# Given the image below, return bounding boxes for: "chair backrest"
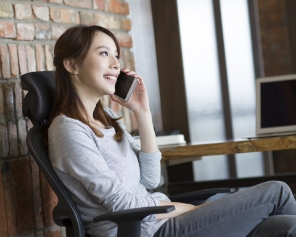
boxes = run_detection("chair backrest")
[21,71,86,237]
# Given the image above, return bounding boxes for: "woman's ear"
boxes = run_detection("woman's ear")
[63,58,78,74]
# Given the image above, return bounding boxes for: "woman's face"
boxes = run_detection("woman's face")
[74,32,120,100]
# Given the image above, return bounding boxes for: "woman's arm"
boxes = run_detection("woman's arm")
[134,109,158,153]
[156,200,202,220]
[110,69,161,188]
[49,117,160,221]
[110,68,158,153]
[105,107,161,189]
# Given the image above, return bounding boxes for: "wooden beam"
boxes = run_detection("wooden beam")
[286,0,296,73]
[151,0,194,182]
[150,0,190,142]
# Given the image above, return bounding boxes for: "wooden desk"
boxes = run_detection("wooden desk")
[159,135,296,195]
[160,135,296,161]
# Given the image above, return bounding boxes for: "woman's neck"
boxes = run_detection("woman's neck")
[82,101,108,129]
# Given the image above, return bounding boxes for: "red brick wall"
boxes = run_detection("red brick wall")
[0,1,134,236]
[257,0,293,76]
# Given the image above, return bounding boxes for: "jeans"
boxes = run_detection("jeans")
[153,181,296,237]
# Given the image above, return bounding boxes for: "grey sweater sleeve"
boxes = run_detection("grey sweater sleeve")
[104,107,162,189]
[49,116,160,221]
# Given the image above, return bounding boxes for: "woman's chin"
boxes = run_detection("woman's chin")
[109,88,116,95]
[105,90,115,96]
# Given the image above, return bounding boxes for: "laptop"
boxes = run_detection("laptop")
[254,74,296,138]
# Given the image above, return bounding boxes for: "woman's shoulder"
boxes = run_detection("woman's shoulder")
[103,107,127,130]
[49,115,92,134]
[103,107,120,118]
[51,114,82,126]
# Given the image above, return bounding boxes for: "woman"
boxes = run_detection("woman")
[48,25,296,237]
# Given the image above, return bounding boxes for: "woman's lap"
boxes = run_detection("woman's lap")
[154,181,296,237]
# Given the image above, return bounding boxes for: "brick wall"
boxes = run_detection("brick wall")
[257,0,296,191]
[257,0,293,76]
[0,1,135,236]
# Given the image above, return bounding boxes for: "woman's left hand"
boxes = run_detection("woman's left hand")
[110,68,150,114]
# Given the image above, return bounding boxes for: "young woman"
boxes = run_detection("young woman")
[48,25,296,237]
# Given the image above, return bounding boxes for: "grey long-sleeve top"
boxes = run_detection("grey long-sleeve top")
[48,108,169,237]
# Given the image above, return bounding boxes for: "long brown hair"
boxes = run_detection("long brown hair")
[49,25,123,141]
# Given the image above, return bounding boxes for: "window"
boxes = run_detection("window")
[177,0,264,180]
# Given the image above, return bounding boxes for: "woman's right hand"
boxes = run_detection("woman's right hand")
[110,68,150,114]
[156,200,202,220]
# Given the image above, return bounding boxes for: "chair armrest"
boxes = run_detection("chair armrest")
[170,188,236,204]
[93,206,175,237]
[93,205,175,223]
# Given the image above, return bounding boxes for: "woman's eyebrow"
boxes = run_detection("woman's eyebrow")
[95,46,117,54]
[95,46,110,50]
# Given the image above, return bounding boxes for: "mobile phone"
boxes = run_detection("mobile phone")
[114,71,138,101]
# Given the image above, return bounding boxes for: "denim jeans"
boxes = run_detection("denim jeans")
[153,181,296,237]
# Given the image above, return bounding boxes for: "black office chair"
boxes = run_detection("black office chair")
[21,71,235,237]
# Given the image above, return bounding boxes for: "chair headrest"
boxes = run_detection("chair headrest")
[21,71,56,126]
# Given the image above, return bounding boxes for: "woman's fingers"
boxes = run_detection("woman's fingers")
[121,68,137,77]
[121,68,143,85]
[110,94,124,104]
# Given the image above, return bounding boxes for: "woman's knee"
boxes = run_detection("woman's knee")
[258,181,294,206]
[261,181,291,193]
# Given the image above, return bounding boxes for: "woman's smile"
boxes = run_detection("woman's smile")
[103,74,117,84]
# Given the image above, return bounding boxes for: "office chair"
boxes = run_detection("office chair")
[21,71,235,237]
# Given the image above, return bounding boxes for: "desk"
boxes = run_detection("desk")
[160,135,296,161]
[159,135,296,195]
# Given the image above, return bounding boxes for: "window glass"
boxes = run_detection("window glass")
[178,0,264,179]
[220,0,264,177]
[177,0,229,181]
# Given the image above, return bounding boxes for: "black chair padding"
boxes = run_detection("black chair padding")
[21,71,86,237]
[27,125,86,237]
[21,71,55,126]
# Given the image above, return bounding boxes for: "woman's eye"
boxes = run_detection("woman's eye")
[115,55,119,60]
[101,51,108,56]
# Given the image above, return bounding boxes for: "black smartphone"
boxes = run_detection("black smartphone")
[114,71,138,101]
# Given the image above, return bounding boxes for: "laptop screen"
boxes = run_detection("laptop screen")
[256,74,296,135]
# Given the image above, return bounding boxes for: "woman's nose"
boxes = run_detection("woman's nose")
[110,56,120,69]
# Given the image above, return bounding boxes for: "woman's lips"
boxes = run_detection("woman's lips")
[103,74,117,83]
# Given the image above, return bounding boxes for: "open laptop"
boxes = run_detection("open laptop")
[254,74,296,138]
